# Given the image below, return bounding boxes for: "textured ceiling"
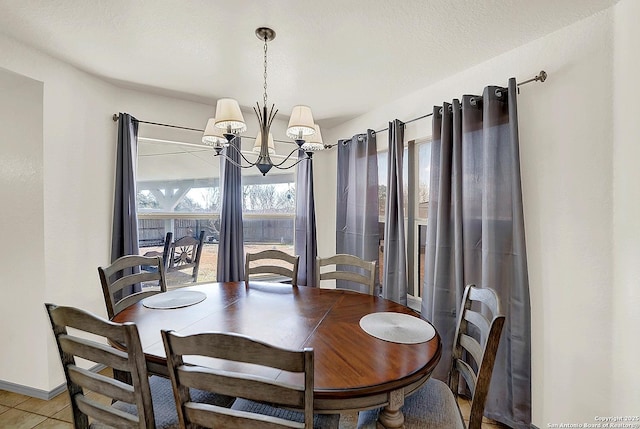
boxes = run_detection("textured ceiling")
[0,0,617,127]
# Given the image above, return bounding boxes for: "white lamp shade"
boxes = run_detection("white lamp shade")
[202,118,227,145]
[301,124,325,151]
[286,105,315,139]
[253,132,275,154]
[214,98,247,134]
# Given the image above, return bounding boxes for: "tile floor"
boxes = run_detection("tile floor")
[0,368,510,428]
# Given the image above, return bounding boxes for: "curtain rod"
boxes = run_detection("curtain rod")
[112,70,547,146]
[351,70,548,137]
[111,114,296,145]
[114,115,205,133]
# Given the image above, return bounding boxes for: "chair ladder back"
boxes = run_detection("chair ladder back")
[98,255,167,318]
[167,331,307,371]
[316,254,376,295]
[161,330,314,429]
[464,309,491,340]
[101,255,162,277]
[187,409,306,429]
[468,314,505,428]
[67,365,136,403]
[45,303,155,429]
[112,290,165,316]
[459,331,484,370]
[108,271,164,294]
[98,265,117,320]
[159,330,190,429]
[468,286,500,315]
[319,271,372,285]
[74,394,139,427]
[245,250,299,286]
[249,265,298,278]
[177,366,306,406]
[59,335,131,372]
[448,285,506,429]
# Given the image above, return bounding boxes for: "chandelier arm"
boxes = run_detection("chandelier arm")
[224,142,261,166]
[270,147,305,168]
[214,152,258,169]
[272,155,308,170]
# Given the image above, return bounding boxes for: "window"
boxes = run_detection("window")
[136,134,298,282]
[242,173,296,260]
[136,135,221,282]
[377,137,431,304]
[415,139,431,298]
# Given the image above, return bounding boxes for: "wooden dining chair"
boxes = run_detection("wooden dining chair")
[245,249,300,286]
[357,284,506,429]
[98,254,167,319]
[46,303,233,429]
[161,330,339,429]
[45,303,161,428]
[315,254,376,295]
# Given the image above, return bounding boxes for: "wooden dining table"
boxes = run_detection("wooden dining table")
[112,281,442,428]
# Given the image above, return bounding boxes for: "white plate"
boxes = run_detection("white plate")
[141,290,206,309]
[359,312,436,344]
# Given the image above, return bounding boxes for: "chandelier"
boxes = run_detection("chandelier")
[201,27,324,176]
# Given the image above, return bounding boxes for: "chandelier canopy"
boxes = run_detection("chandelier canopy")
[202,27,324,176]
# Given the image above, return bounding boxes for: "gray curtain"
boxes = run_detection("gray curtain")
[111,113,140,299]
[216,137,245,282]
[294,151,317,286]
[382,120,408,305]
[335,130,379,294]
[422,78,531,428]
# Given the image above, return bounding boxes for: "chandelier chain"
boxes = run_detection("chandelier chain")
[263,36,268,108]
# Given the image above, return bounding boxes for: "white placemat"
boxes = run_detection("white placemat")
[142,290,207,309]
[359,312,436,344]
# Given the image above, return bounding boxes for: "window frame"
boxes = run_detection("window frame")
[135,136,299,283]
[377,135,432,303]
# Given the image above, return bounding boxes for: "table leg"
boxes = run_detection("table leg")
[377,389,405,428]
[339,411,359,429]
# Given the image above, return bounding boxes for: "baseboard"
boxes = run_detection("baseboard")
[0,364,105,400]
[0,378,67,400]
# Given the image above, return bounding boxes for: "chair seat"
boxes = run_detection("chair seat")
[231,398,340,429]
[112,376,235,429]
[357,378,464,429]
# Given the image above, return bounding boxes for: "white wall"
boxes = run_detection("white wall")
[0,68,46,390]
[0,34,121,392]
[612,0,640,413]
[318,6,627,426]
